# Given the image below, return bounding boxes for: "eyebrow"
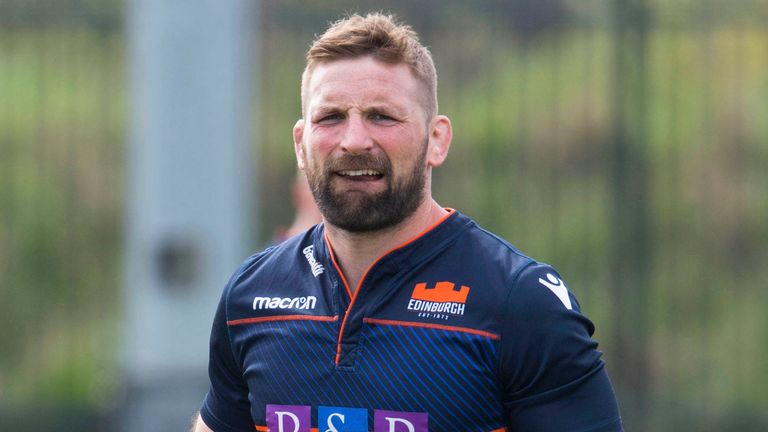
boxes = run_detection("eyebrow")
[312,104,344,113]
[365,104,405,115]
[311,103,408,118]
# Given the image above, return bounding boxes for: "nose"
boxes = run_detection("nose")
[339,114,373,154]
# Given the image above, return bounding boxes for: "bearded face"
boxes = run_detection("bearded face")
[296,58,447,233]
[304,141,428,233]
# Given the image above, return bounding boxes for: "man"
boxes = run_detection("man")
[193,13,622,432]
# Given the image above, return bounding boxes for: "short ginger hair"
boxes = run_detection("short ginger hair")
[301,13,438,120]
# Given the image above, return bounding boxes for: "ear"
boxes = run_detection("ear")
[293,119,306,170]
[426,115,452,168]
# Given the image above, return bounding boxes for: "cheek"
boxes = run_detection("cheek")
[306,128,341,155]
[377,125,421,148]
[380,131,427,165]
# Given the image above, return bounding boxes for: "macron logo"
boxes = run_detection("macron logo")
[538,273,573,310]
[253,295,317,311]
[303,245,325,277]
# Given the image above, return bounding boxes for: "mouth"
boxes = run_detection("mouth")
[336,169,384,181]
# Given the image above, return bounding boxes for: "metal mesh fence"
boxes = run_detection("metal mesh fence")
[1,0,766,430]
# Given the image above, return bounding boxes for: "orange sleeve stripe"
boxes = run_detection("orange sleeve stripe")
[228,315,338,326]
[363,317,500,341]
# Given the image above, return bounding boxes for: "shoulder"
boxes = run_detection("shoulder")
[216,225,336,325]
[430,217,556,327]
[457,217,533,264]
[223,228,319,300]
[451,218,591,328]
[458,221,580,307]
[453,220,537,292]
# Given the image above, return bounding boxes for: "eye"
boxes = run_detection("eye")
[315,113,344,125]
[369,113,397,124]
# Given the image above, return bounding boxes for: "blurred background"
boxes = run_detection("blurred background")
[1,0,767,430]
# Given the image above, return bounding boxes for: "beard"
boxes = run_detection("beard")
[304,143,428,233]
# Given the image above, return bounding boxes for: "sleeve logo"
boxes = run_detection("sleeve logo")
[538,273,573,310]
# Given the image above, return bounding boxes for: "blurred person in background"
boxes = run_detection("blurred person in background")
[272,171,323,243]
[192,12,622,432]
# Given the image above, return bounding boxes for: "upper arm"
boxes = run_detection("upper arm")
[500,264,623,431]
[198,280,255,431]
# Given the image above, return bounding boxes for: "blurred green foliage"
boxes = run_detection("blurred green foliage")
[0,22,124,412]
[1,0,767,430]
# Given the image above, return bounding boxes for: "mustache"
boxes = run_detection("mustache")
[324,153,391,175]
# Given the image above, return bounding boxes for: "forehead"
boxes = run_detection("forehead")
[305,57,422,112]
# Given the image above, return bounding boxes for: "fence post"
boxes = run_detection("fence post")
[122,1,258,430]
[609,0,651,428]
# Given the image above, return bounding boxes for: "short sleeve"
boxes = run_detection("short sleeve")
[199,279,254,432]
[500,264,623,431]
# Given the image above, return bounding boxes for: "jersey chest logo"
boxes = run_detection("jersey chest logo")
[265,404,428,432]
[406,281,470,320]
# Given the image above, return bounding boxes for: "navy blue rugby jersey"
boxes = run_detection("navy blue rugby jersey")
[200,210,623,432]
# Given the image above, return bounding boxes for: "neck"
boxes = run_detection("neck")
[324,199,448,292]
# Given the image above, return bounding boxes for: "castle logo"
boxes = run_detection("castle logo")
[407,282,470,319]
